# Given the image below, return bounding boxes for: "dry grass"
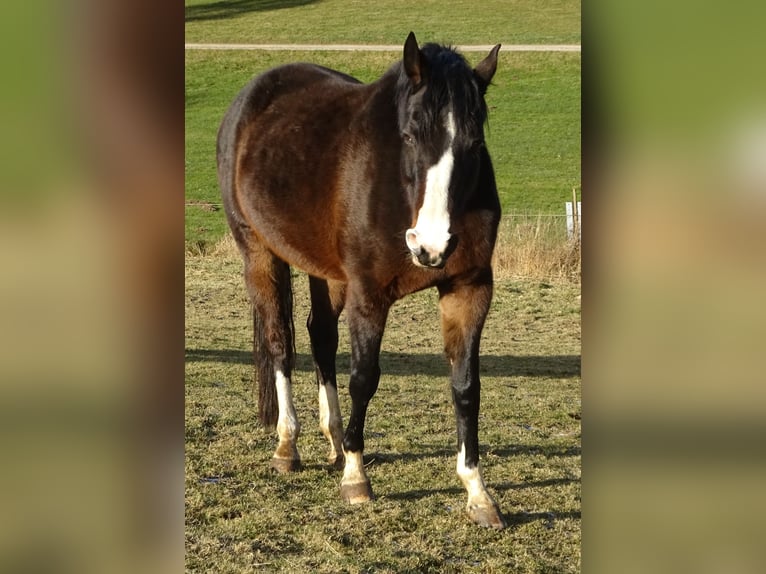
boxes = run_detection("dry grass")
[493,216,581,282]
[189,216,581,284]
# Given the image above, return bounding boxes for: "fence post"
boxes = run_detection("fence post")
[565,190,581,241]
[572,187,579,240]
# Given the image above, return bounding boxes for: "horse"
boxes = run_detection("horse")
[217,32,505,529]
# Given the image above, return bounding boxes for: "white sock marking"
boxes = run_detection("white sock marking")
[275,370,300,442]
[318,384,343,458]
[318,384,331,433]
[342,450,367,485]
[457,443,492,507]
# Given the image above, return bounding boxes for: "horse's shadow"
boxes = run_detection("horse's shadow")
[360,444,580,468]
[384,478,581,528]
[504,509,581,527]
[185,349,581,379]
[360,450,580,529]
[296,455,580,528]
[385,476,579,501]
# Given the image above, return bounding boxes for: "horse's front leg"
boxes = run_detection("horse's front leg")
[339,289,389,504]
[439,278,507,529]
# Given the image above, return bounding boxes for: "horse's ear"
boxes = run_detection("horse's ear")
[403,31,426,87]
[474,44,501,93]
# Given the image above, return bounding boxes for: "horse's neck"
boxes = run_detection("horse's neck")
[365,66,404,120]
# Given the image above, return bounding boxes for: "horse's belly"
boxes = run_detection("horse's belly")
[246,203,347,282]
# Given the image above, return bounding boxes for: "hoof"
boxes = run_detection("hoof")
[467,503,507,530]
[340,481,373,504]
[270,457,301,473]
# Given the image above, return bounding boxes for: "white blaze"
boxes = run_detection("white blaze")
[406,112,456,256]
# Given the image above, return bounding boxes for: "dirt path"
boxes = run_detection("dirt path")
[185,43,580,52]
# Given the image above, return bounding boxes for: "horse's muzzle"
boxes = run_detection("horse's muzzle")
[412,249,447,269]
[406,232,458,269]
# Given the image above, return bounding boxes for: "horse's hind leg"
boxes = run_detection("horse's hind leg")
[241,238,300,473]
[439,278,507,529]
[307,277,346,469]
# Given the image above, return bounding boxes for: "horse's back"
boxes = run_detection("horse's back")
[218,63,362,172]
[236,63,361,121]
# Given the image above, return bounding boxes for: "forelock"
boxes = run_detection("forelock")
[413,44,487,139]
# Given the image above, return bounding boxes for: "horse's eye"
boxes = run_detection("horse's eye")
[402,133,415,146]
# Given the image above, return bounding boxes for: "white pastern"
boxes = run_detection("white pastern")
[318,384,343,458]
[406,112,457,256]
[275,370,300,442]
[341,450,368,486]
[456,443,494,507]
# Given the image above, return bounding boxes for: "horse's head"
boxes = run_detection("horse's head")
[397,32,500,269]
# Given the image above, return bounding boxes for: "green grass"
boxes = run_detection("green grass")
[186,249,581,573]
[185,0,581,45]
[185,50,580,249]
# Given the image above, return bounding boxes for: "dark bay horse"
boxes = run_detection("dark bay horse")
[218,33,505,529]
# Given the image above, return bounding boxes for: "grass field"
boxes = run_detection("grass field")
[186,247,581,573]
[185,0,581,45]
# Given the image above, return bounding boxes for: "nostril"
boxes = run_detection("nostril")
[429,255,446,269]
[414,250,446,268]
[405,229,420,252]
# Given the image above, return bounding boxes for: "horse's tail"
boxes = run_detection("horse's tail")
[254,261,295,429]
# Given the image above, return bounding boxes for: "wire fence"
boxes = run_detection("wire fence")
[185,201,583,243]
[500,205,581,241]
